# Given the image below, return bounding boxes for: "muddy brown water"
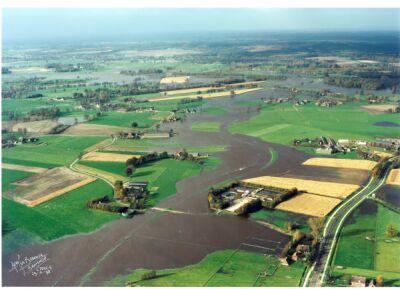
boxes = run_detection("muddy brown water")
[2,89,369,286]
[377,185,400,208]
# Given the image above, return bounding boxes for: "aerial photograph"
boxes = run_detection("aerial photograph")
[1,5,400,287]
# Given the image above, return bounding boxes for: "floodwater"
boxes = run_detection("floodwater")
[374,121,400,127]
[378,185,400,208]
[2,88,370,286]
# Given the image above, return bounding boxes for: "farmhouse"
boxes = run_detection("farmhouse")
[123,181,149,198]
[351,276,367,287]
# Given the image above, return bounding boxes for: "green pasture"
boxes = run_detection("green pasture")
[251,209,310,233]
[229,103,400,147]
[2,169,35,192]
[2,135,105,167]
[191,121,221,133]
[88,111,166,128]
[106,250,306,287]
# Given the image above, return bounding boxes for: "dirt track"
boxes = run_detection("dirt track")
[2,90,370,286]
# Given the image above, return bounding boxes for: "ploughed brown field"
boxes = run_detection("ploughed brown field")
[302,157,377,171]
[361,104,399,114]
[12,119,58,134]
[386,169,400,186]
[2,163,47,173]
[81,151,139,162]
[6,167,95,207]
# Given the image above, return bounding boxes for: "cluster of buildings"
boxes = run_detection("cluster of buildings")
[2,136,39,148]
[315,99,344,107]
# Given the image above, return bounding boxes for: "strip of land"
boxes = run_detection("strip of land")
[81,151,139,162]
[302,158,377,171]
[2,163,47,173]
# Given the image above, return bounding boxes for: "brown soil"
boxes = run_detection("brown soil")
[2,163,47,173]
[62,123,128,136]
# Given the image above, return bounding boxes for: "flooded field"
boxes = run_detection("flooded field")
[2,88,371,286]
[377,185,400,208]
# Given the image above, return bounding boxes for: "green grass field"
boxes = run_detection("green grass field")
[202,106,228,116]
[2,169,35,192]
[106,250,306,287]
[88,111,169,128]
[2,135,105,167]
[2,179,118,242]
[332,200,400,285]
[191,121,221,133]
[229,103,400,147]
[78,158,202,207]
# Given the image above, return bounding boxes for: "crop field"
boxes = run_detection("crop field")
[201,106,228,115]
[361,104,399,114]
[81,151,139,162]
[11,119,59,134]
[302,158,377,171]
[242,176,360,199]
[275,193,341,217]
[6,167,96,207]
[62,123,128,136]
[191,121,221,132]
[106,250,305,287]
[386,169,400,186]
[229,103,400,147]
[148,87,262,102]
[2,163,47,173]
[333,200,400,284]
[2,135,106,167]
[2,179,118,243]
[160,76,189,84]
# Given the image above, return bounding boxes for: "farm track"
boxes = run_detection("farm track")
[2,91,372,286]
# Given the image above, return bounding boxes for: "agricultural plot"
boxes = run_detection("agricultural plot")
[106,250,305,287]
[6,167,95,207]
[2,135,106,167]
[62,123,127,136]
[229,103,400,147]
[2,169,35,192]
[386,169,400,186]
[275,193,341,217]
[302,158,377,171]
[11,119,59,134]
[88,111,168,128]
[160,76,189,84]
[2,163,47,173]
[361,104,399,114]
[242,176,360,199]
[191,121,221,132]
[334,200,400,279]
[251,209,310,233]
[148,87,262,102]
[2,179,118,242]
[81,151,139,162]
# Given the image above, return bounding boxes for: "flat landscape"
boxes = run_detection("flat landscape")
[2,12,400,288]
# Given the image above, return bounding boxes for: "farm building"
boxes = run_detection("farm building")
[123,181,149,198]
[351,276,367,287]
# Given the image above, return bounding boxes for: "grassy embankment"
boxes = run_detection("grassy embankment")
[331,200,400,286]
[106,250,306,287]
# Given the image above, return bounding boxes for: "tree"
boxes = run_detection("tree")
[131,121,138,128]
[125,165,135,177]
[308,218,324,240]
[155,123,161,132]
[114,180,124,199]
[376,275,384,286]
[230,90,236,98]
[285,221,294,232]
[386,224,398,237]
[293,230,304,242]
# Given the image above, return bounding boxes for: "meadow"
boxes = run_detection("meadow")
[2,135,106,167]
[251,209,310,233]
[106,250,306,287]
[229,102,400,147]
[332,200,400,285]
[88,111,170,128]
[191,121,221,133]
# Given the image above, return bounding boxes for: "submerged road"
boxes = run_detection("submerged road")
[304,160,394,287]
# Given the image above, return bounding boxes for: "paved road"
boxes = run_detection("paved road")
[304,160,394,287]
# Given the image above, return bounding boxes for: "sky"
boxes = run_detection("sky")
[3,9,400,44]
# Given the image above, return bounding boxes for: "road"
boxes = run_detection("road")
[303,160,394,287]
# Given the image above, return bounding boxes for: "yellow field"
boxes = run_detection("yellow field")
[12,120,58,134]
[149,87,262,102]
[361,104,398,114]
[275,193,341,217]
[160,76,189,84]
[74,163,127,184]
[63,123,128,136]
[2,163,47,173]
[386,169,400,186]
[373,151,394,158]
[81,151,139,162]
[242,176,360,199]
[302,158,377,171]
[161,80,266,96]
[84,139,114,152]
